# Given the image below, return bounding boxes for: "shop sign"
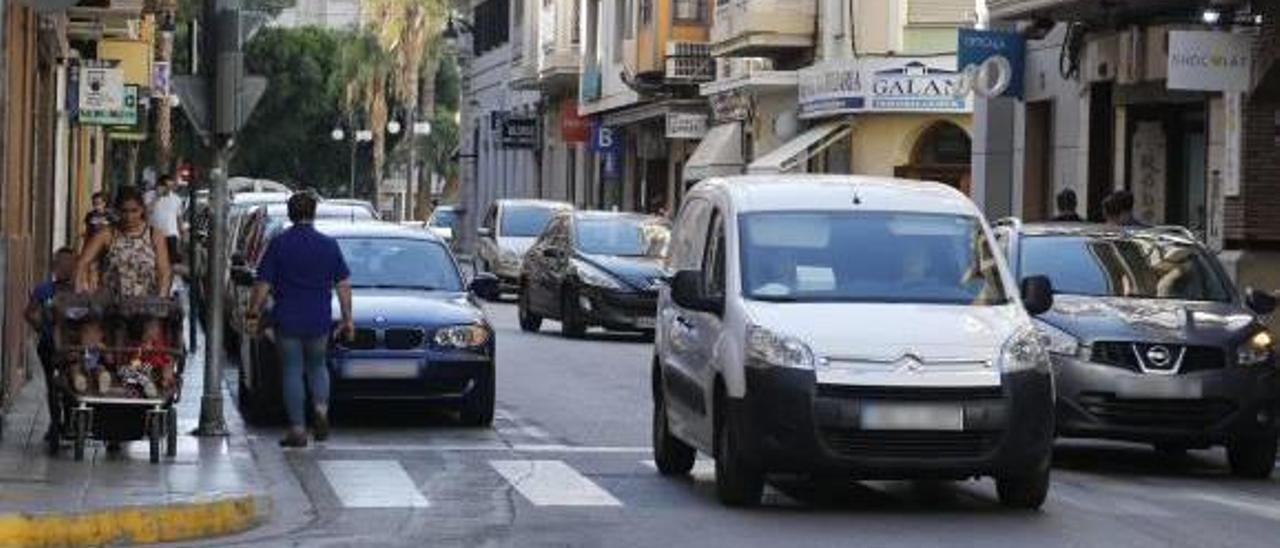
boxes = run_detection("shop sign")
[665,112,708,139]
[495,112,537,148]
[1167,30,1253,93]
[560,99,591,144]
[590,121,621,153]
[78,62,127,115]
[798,56,970,119]
[81,85,140,126]
[957,28,1024,99]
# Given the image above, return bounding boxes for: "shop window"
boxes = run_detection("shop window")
[675,0,703,22]
[896,121,972,194]
[640,0,653,26]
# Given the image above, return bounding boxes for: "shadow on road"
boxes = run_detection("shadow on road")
[1050,441,1226,479]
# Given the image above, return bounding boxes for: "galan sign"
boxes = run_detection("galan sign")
[1167,30,1253,93]
[798,55,971,119]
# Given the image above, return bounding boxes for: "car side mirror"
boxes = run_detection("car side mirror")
[1246,287,1277,315]
[469,272,500,299]
[671,270,723,315]
[478,227,493,238]
[230,266,255,287]
[1021,275,1054,316]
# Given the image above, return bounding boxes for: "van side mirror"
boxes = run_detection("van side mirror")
[671,270,722,315]
[1246,287,1277,315]
[469,272,500,299]
[1021,276,1054,316]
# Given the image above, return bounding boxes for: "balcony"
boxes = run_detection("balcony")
[700,57,794,96]
[710,0,815,58]
[537,0,581,91]
[664,42,715,83]
[986,0,1200,23]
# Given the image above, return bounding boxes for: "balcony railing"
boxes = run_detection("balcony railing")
[710,0,816,57]
[665,42,714,82]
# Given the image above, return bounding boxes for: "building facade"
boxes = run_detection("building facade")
[273,0,361,29]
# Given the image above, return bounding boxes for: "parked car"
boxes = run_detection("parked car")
[518,211,670,337]
[995,220,1279,477]
[652,175,1056,509]
[475,199,573,298]
[324,198,380,219]
[426,205,460,248]
[232,221,500,425]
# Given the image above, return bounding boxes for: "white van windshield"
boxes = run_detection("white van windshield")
[739,211,1008,305]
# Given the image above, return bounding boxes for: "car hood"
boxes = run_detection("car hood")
[744,301,1024,360]
[1038,295,1256,345]
[578,254,665,291]
[498,237,536,257]
[332,289,484,327]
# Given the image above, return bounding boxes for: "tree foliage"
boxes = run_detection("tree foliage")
[233,26,353,197]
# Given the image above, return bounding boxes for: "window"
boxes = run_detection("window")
[1019,235,1232,302]
[671,198,710,270]
[575,217,671,257]
[739,211,1008,305]
[674,0,702,21]
[640,0,652,25]
[704,210,727,299]
[501,205,563,237]
[624,0,635,39]
[483,204,497,231]
[473,0,512,55]
[338,238,463,291]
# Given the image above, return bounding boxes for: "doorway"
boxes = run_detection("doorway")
[1022,101,1054,221]
[896,121,973,194]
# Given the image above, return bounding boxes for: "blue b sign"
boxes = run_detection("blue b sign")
[958,28,1025,99]
[591,121,620,154]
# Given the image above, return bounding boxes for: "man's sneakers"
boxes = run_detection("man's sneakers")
[313,411,330,442]
[279,429,308,448]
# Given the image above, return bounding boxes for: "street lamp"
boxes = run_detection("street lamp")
[388,120,402,135]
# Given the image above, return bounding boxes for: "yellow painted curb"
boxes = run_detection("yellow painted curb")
[0,495,264,547]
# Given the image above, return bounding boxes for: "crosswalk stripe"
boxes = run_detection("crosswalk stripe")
[490,460,623,507]
[319,460,430,509]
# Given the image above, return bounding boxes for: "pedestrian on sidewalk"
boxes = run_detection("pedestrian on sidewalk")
[1102,190,1148,227]
[149,175,185,266]
[83,192,113,240]
[1051,189,1083,222]
[75,186,173,299]
[247,192,354,448]
[25,248,76,443]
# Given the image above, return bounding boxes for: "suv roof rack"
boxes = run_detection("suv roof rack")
[1145,225,1198,241]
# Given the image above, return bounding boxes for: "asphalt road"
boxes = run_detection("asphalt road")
[210,301,1280,548]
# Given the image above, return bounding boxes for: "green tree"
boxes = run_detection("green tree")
[233,26,352,197]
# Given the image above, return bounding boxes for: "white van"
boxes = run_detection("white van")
[652,175,1057,509]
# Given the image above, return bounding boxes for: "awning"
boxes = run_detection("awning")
[747,122,852,175]
[683,123,743,182]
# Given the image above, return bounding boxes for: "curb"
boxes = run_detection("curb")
[0,494,267,547]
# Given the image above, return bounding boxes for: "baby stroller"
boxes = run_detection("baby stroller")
[49,293,186,463]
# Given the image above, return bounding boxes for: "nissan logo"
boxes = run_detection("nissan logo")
[1146,345,1172,368]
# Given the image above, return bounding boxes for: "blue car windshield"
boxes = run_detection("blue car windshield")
[575,218,670,257]
[337,238,462,291]
[1020,235,1232,302]
[739,211,1007,305]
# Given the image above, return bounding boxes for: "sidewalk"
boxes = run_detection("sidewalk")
[0,322,267,546]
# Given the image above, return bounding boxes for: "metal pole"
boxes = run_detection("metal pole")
[196,144,229,436]
[407,107,417,221]
[349,136,357,199]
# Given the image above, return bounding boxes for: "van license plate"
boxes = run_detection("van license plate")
[346,359,419,379]
[860,403,964,431]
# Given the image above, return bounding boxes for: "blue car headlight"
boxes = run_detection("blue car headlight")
[434,324,491,349]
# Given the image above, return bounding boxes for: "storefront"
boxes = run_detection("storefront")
[600,99,709,215]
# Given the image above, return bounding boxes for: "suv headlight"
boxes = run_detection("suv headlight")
[1238,330,1274,366]
[572,259,624,290]
[1034,319,1080,357]
[747,325,815,370]
[1002,326,1050,373]
[434,324,491,349]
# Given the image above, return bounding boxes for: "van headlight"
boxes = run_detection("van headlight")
[1002,326,1050,373]
[434,324,491,349]
[1238,330,1274,366]
[572,259,624,290]
[499,248,521,269]
[1034,320,1080,357]
[747,325,814,370]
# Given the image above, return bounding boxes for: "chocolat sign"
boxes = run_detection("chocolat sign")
[798,56,970,118]
[1167,30,1253,93]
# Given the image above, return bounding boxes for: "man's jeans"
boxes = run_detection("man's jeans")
[277,335,330,429]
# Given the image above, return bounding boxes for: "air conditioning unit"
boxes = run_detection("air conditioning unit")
[716,57,774,80]
[1084,33,1120,83]
[1117,27,1144,85]
[666,42,713,81]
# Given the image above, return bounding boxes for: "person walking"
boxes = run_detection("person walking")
[25,248,77,445]
[149,175,185,266]
[1103,190,1148,227]
[75,186,173,298]
[247,192,354,448]
[1051,189,1083,222]
[83,192,113,240]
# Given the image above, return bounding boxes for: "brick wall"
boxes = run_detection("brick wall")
[1232,96,1280,245]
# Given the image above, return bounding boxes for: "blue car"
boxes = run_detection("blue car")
[233,221,500,426]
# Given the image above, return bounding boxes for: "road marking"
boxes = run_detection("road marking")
[1182,492,1280,522]
[490,460,623,507]
[315,443,649,454]
[319,460,430,509]
[1050,482,1173,517]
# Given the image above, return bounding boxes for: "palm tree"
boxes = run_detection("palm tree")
[332,30,394,204]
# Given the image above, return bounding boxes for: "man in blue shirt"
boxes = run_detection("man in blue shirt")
[247,192,353,448]
[25,248,76,444]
